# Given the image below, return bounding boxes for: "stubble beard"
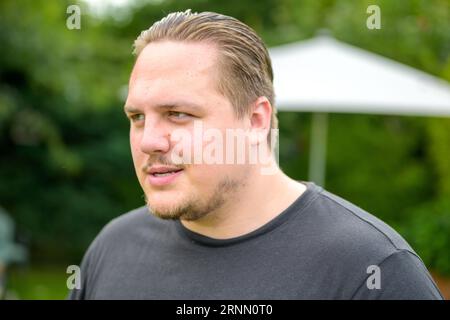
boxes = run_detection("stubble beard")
[145,176,245,221]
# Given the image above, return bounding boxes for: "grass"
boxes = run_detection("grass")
[5,265,69,300]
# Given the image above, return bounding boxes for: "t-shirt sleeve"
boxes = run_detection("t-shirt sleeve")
[351,249,444,300]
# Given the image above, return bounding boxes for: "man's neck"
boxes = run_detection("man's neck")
[180,163,307,239]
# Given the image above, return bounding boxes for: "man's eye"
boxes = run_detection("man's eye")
[168,111,191,120]
[130,114,145,122]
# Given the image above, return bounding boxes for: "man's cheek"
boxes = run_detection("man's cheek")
[129,145,144,178]
[129,134,143,160]
[170,129,194,165]
[130,150,140,172]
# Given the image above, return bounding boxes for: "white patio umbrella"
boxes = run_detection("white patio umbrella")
[269,35,450,186]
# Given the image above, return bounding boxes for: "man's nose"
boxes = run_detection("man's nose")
[139,120,170,155]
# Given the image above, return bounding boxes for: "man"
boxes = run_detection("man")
[69,10,443,299]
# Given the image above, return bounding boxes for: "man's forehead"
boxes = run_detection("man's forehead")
[130,41,219,83]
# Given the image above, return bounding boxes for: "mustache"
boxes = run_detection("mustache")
[141,155,186,172]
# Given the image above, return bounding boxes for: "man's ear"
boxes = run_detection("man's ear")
[248,96,272,145]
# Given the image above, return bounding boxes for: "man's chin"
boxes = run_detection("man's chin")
[146,202,183,220]
[145,200,212,221]
[150,209,183,220]
[144,176,237,221]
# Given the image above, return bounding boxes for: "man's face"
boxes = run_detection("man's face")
[125,41,250,221]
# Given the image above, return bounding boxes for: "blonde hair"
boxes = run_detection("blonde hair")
[133,10,278,138]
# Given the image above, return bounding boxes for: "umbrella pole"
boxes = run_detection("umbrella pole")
[308,112,328,187]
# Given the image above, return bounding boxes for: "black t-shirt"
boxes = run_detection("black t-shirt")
[68,181,443,299]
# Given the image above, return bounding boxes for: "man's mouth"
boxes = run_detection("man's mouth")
[145,165,184,186]
[151,168,183,177]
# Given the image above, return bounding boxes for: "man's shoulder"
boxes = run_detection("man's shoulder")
[313,190,443,299]
[322,189,413,251]
[288,185,444,299]
[296,184,418,263]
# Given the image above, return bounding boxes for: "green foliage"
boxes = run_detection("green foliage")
[0,0,139,262]
[0,0,449,277]
[400,198,450,276]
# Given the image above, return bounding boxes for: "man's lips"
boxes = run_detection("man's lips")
[146,166,184,176]
[143,165,184,186]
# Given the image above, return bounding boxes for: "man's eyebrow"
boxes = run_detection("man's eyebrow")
[154,102,204,112]
[124,102,204,113]
[124,105,141,114]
